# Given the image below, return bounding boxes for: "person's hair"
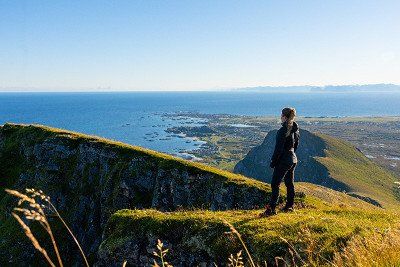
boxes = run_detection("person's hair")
[282,107,296,137]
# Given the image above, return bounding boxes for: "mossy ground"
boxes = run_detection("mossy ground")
[101,204,399,266]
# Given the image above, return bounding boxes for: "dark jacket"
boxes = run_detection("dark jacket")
[270,121,300,168]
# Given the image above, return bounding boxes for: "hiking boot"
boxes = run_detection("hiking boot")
[259,205,277,218]
[281,206,295,213]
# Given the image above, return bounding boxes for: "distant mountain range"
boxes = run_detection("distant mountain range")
[233,83,400,93]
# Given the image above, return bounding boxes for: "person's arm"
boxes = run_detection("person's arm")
[294,130,300,152]
[270,128,285,168]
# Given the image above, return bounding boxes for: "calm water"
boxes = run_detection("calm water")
[1,91,399,156]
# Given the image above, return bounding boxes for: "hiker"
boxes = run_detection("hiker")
[260,107,299,217]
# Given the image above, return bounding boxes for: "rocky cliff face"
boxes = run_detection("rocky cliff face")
[234,129,350,190]
[0,124,271,265]
[96,209,243,267]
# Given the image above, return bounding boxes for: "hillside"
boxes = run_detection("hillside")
[0,123,274,265]
[234,129,399,209]
[98,206,399,266]
[0,123,398,266]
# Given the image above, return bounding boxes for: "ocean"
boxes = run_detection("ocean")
[1,91,399,157]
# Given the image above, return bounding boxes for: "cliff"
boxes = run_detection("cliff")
[0,123,272,265]
[1,123,398,266]
[234,129,399,209]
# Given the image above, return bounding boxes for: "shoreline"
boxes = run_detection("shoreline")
[162,112,400,177]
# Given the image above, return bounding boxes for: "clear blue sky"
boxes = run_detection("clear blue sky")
[1,0,399,91]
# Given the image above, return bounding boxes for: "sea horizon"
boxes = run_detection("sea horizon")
[1,90,400,158]
[1,83,400,93]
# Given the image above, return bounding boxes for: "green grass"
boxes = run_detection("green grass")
[100,206,400,266]
[296,182,379,209]
[315,133,399,209]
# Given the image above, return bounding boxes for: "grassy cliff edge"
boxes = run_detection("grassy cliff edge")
[1,123,399,266]
[98,207,400,266]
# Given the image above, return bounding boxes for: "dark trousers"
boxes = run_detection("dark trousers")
[269,163,296,210]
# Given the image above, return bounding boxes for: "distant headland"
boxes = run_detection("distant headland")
[232,83,400,93]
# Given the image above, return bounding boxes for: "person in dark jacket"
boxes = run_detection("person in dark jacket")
[260,107,299,217]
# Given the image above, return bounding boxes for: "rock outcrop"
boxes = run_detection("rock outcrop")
[234,129,349,189]
[0,123,271,265]
[96,209,243,267]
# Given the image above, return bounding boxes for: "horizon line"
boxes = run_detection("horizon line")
[0,83,399,93]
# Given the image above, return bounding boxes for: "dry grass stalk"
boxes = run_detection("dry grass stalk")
[5,188,89,267]
[279,236,306,266]
[274,256,292,266]
[6,188,64,266]
[11,212,56,267]
[223,220,257,267]
[332,226,400,267]
[228,250,244,267]
[46,200,89,267]
[152,239,173,267]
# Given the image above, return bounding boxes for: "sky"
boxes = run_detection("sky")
[0,0,399,91]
